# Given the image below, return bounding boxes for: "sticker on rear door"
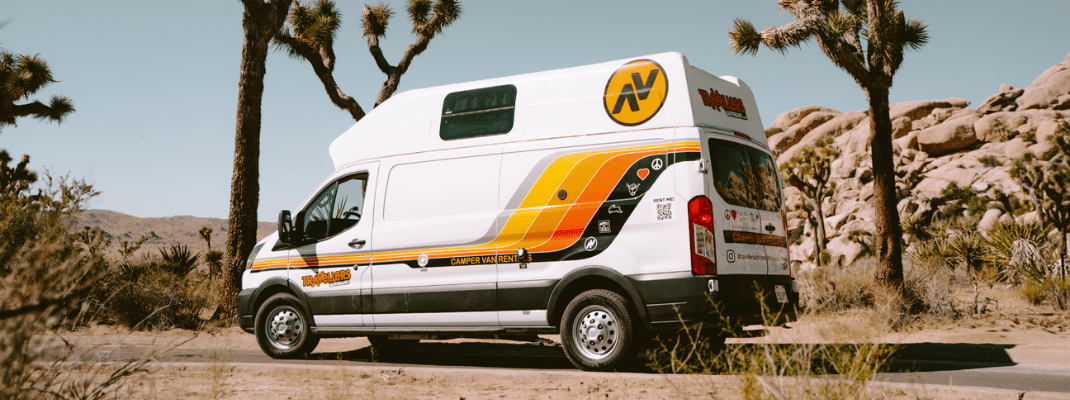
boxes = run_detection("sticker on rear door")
[653,197,674,221]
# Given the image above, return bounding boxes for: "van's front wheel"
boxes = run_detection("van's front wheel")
[560,289,640,371]
[255,293,320,358]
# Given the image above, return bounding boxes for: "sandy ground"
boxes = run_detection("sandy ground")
[39,285,1070,400]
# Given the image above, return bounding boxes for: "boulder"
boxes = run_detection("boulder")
[765,126,784,138]
[831,152,863,179]
[841,219,874,235]
[826,235,866,267]
[1035,119,1064,146]
[978,167,1022,195]
[1002,137,1030,159]
[777,111,869,165]
[824,214,850,234]
[771,105,841,129]
[835,198,868,218]
[891,116,913,139]
[833,118,873,155]
[894,131,919,152]
[1028,142,1055,160]
[974,112,1014,142]
[1054,94,1070,110]
[977,209,1003,235]
[1016,211,1040,224]
[978,85,1023,113]
[770,111,840,153]
[890,98,970,121]
[917,113,982,156]
[1017,52,1070,110]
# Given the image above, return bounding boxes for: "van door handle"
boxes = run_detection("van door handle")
[348,238,366,249]
[765,224,776,233]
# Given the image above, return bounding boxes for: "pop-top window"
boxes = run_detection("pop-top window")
[709,138,782,212]
[440,84,517,140]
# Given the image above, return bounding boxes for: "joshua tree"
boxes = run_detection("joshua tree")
[1010,122,1070,279]
[274,0,462,120]
[0,45,75,132]
[729,0,929,288]
[0,150,37,197]
[222,0,293,321]
[200,226,223,278]
[781,137,840,265]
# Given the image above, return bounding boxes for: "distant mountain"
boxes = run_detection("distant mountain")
[71,209,276,260]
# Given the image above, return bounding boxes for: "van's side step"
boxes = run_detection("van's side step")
[311,326,557,338]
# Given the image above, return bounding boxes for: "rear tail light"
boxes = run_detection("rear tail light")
[688,196,716,275]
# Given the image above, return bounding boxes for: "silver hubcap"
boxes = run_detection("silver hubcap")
[573,306,619,360]
[267,307,303,349]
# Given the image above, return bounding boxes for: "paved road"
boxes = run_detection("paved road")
[68,339,1070,394]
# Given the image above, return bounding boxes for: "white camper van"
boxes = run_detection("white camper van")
[238,52,797,371]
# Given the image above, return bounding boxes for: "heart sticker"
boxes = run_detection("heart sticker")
[637,168,650,180]
[731,210,737,219]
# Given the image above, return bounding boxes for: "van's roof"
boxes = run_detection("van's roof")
[330,52,766,170]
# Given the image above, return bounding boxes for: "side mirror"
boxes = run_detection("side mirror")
[278,210,295,245]
[278,210,305,246]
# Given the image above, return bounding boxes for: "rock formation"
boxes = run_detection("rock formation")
[769,52,1070,270]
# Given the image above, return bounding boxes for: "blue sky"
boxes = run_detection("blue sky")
[3,0,1068,220]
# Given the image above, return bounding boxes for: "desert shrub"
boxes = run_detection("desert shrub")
[101,255,215,330]
[978,154,1002,168]
[982,219,1050,281]
[883,258,961,329]
[0,158,113,397]
[157,243,200,277]
[800,257,960,330]
[1019,279,1047,305]
[900,213,932,244]
[948,230,987,273]
[908,237,952,269]
[801,259,877,313]
[648,297,897,399]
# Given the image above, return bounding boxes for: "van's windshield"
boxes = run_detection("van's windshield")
[709,138,782,212]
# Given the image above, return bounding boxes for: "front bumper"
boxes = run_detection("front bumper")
[237,288,255,333]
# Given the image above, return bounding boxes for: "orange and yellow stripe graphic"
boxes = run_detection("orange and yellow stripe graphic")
[251,141,701,271]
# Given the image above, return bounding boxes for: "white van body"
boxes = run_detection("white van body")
[238,52,796,371]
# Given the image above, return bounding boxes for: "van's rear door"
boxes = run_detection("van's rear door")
[700,130,787,275]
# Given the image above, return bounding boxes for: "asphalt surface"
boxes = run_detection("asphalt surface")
[64,337,1070,395]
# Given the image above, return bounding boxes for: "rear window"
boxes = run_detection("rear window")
[709,138,782,212]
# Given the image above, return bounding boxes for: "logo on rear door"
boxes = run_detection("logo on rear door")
[604,60,668,126]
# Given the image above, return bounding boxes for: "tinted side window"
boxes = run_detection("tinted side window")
[709,138,782,212]
[329,176,367,236]
[303,183,335,241]
[440,84,516,140]
[302,174,368,242]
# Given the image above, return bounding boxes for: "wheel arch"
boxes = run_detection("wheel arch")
[546,266,648,328]
[248,277,316,327]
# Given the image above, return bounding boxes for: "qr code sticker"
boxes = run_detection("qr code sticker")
[656,203,672,221]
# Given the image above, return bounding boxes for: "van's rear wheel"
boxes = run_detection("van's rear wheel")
[255,293,320,358]
[560,289,640,371]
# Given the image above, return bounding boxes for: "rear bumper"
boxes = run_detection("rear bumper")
[636,274,797,334]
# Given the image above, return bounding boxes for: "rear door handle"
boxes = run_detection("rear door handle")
[348,238,367,249]
[765,224,776,233]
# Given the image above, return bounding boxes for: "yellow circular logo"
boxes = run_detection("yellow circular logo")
[603,59,668,126]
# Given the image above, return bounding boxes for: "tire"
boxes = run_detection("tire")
[254,293,320,358]
[560,289,641,371]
